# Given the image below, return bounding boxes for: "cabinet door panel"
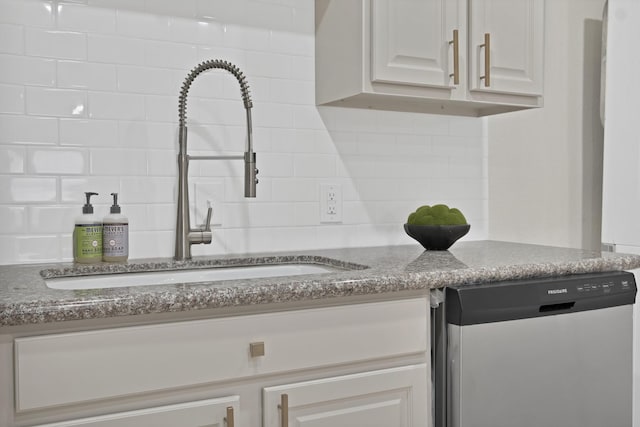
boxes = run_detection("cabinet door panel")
[469,0,544,95]
[263,364,429,427]
[32,397,239,427]
[371,0,459,88]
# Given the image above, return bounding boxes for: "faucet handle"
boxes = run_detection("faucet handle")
[188,205,213,246]
[203,206,213,232]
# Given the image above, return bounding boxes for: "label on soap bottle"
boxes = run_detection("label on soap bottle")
[103,223,129,257]
[74,224,103,261]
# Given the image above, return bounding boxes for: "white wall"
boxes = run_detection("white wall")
[601,0,640,250]
[488,0,606,250]
[0,0,488,265]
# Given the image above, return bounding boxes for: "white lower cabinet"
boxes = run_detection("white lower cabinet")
[263,364,429,427]
[31,397,239,427]
[5,298,430,427]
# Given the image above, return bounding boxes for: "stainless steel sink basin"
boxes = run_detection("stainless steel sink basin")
[45,264,340,290]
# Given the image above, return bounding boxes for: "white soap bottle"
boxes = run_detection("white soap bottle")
[102,193,129,263]
[74,192,103,264]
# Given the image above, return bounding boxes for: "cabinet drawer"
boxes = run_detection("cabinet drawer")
[32,396,239,427]
[15,298,428,411]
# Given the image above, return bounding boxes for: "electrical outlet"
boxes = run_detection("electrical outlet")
[320,183,342,223]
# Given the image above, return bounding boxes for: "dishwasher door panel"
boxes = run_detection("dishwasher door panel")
[448,305,633,427]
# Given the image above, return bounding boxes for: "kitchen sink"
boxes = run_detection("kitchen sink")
[45,263,341,290]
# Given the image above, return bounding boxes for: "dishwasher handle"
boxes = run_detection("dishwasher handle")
[539,301,575,312]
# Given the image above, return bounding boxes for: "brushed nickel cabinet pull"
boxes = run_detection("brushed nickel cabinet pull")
[249,341,265,357]
[480,33,491,87]
[225,406,234,427]
[449,29,460,84]
[278,393,289,427]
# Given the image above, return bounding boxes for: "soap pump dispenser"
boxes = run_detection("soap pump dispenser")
[74,192,103,264]
[103,192,129,263]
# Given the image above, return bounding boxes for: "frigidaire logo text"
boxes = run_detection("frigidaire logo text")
[547,288,568,295]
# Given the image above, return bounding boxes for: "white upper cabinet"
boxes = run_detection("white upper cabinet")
[371,0,460,88]
[315,0,545,117]
[468,0,544,96]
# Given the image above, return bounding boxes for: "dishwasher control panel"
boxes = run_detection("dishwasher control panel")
[447,271,637,326]
[575,276,634,294]
[540,273,635,300]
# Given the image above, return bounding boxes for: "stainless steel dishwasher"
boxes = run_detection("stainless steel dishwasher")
[432,271,637,427]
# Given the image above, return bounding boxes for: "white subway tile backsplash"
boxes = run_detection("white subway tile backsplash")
[144,40,197,69]
[88,0,145,12]
[25,28,86,60]
[60,118,119,147]
[253,102,293,128]
[26,87,87,117]
[144,122,176,150]
[245,51,291,79]
[16,235,62,263]
[0,206,26,233]
[269,31,312,57]
[170,18,224,46]
[292,105,324,130]
[0,115,58,144]
[28,147,87,175]
[90,148,147,175]
[117,65,178,95]
[88,91,145,120]
[0,0,55,28]
[147,149,177,176]
[293,202,320,226]
[118,176,175,203]
[129,230,174,258]
[258,153,294,177]
[223,24,270,52]
[271,178,316,202]
[28,205,77,233]
[290,56,313,81]
[88,34,145,65]
[0,84,24,113]
[0,54,55,86]
[143,203,174,231]
[0,0,487,264]
[0,23,24,54]
[57,60,117,90]
[57,2,116,33]
[116,9,170,40]
[144,94,176,123]
[60,176,120,203]
[0,145,25,173]
[144,0,196,21]
[197,46,246,69]
[270,79,313,105]
[0,176,57,203]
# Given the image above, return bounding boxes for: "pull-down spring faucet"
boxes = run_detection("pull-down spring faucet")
[175,60,257,260]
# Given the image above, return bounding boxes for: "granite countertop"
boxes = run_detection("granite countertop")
[2,240,640,328]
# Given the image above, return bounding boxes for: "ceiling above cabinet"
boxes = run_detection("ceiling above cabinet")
[315,0,544,117]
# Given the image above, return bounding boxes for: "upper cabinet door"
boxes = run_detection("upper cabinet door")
[371,0,461,88]
[468,0,544,95]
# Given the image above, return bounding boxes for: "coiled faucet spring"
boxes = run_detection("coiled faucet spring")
[178,60,253,126]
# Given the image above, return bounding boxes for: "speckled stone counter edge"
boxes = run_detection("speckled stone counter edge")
[2,241,640,328]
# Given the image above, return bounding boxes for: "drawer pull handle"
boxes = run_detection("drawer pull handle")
[279,393,289,427]
[225,406,234,427]
[250,341,265,357]
[480,33,491,87]
[449,29,460,85]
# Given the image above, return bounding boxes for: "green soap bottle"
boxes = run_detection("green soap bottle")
[73,192,103,264]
